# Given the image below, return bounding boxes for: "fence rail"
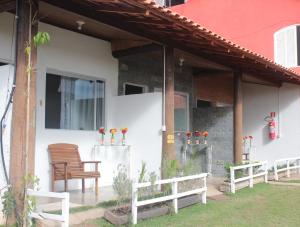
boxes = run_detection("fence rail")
[274,157,300,181]
[131,173,208,225]
[27,189,69,227]
[230,161,268,194]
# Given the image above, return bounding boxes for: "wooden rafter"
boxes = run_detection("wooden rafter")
[0,0,15,13]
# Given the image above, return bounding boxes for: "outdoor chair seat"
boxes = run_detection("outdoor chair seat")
[48,143,101,194]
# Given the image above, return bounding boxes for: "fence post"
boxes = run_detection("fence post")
[249,165,253,188]
[264,162,268,183]
[298,159,300,174]
[230,167,235,194]
[172,180,178,214]
[274,162,278,181]
[61,192,70,227]
[287,160,290,178]
[132,182,138,225]
[201,176,207,204]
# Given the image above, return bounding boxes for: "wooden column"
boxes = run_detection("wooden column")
[9,0,38,223]
[233,72,243,164]
[162,46,176,161]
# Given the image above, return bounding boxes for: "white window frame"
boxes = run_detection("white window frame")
[45,69,106,131]
[123,82,148,95]
[274,25,299,67]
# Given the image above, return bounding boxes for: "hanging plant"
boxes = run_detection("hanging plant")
[98,127,105,145]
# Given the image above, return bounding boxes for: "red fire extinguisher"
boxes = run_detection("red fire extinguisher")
[265,112,276,140]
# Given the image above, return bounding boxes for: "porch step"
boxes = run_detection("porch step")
[36,207,105,227]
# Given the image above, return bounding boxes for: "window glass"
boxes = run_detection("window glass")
[274,26,298,67]
[45,73,105,130]
[124,83,145,95]
[174,93,188,132]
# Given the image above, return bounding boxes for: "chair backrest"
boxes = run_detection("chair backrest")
[48,143,83,173]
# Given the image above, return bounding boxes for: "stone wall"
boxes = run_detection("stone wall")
[118,52,194,128]
[193,107,234,176]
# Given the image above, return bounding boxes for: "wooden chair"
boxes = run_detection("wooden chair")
[48,143,101,194]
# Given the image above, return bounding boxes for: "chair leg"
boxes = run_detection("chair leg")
[64,179,68,192]
[95,177,98,195]
[82,179,85,193]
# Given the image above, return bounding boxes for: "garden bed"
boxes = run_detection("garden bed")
[219,176,265,193]
[103,194,202,225]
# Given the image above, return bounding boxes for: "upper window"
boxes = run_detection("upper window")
[123,82,148,95]
[274,25,300,67]
[45,73,105,131]
[165,0,186,7]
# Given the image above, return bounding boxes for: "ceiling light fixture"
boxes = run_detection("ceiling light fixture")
[76,20,85,30]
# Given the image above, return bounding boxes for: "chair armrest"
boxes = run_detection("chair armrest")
[81,161,101,164]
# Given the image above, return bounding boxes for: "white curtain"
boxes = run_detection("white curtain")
[60,77,94,130]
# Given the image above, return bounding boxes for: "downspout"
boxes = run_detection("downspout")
[0,1,19,184]
[162,46,166,132]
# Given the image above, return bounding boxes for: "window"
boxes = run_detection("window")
[274,25,300,67]
[174,92,189,132]
[124,83,147,95]
[165,0,186,6]
[45,73,105,130]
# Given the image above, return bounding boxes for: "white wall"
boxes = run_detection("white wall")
[0,65,13,221]
[111,93,163,181]
[0,13,14,63]
[243,82,300,167]
[0,12,164,192]
[35,22,119,191]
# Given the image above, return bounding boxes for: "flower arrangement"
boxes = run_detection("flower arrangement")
[203,131,209,144]
[110,128,117,145]
[186,131,192,145]
[98,127,106,145]
[121,128,128,146]
[194,131,202,144]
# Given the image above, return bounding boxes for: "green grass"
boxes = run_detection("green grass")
[91,184,300,227]
[280,179,300,184]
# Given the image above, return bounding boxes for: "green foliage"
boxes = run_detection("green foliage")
[162,159,180,179]
[138,161,147,183]
[33,32,50,47]
[1,188,15,217]
[181,160,199,176]
[224,163,244,180]
[112,164,132,207]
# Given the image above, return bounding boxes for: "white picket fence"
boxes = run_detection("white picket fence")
[131,173,208,225]
[230,161,268,193]
[274,157,300,181]
[27,189,70,227]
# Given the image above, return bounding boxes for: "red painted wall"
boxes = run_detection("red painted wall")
[173,0,300,62]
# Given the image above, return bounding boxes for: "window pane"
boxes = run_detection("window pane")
[96,80,105,128]
[286,27,297,67]
[174,93,188,132]
[45,73,105,131]
[275,31,285,65]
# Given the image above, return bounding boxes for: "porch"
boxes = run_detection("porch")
[1,0,300,225]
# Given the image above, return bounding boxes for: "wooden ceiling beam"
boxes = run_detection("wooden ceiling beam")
[0,0,15,13]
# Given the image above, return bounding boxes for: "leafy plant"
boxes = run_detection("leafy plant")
[138,161,147,183]
[224,163,244,180]
[112,164,132,207]
[162,159,180,179]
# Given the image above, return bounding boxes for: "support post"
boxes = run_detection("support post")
[287,160,290,178]
[132,182,138,225]
[234,72,243,164]
[9,0,38,224]
[202,176,207,204]
[162,46,176,173]
[249,166,253,188]
[274,162,279,181]
[172,181,178,213]
[230,167,235,194]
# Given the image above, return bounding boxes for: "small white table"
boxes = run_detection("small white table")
[91,145,132,186]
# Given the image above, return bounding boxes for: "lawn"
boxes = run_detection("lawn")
[91,183,300,227]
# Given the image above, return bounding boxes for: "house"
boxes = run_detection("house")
[1,0,300,223]
[172,0,300,164]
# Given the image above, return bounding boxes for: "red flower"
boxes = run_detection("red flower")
[203,131,209,137]
[98,127,105,135]
[186,131,192,138]
[249,136,253,139]
[194,131,202,137]
[121,128,128,134]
